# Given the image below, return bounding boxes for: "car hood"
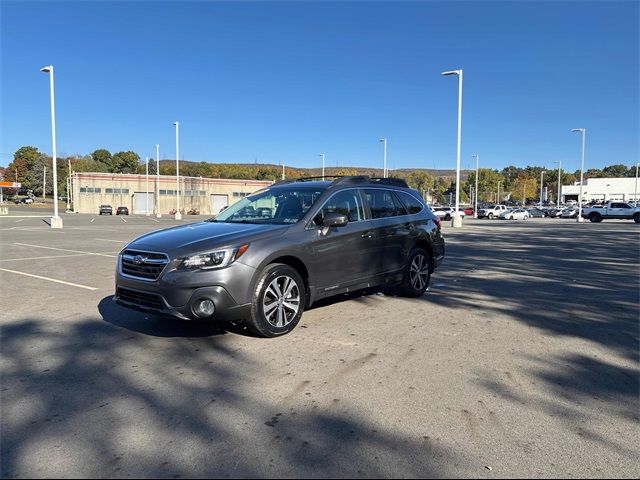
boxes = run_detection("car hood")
[125,221,288,255]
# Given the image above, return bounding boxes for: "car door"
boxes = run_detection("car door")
[362,188,411,276]
[307,189,372,295]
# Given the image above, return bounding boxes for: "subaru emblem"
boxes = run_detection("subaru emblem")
[133,255,145,265]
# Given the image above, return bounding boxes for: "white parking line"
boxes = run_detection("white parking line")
[0,268,98,290]
[13,243,117,258]
[121,217,127,223]
[0,253,91,262]
[94,238,128,244]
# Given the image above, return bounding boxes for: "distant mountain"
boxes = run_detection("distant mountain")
[157,160,469,180]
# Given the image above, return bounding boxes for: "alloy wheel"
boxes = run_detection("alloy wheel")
[410,254,430,291]
[262,275,301,328]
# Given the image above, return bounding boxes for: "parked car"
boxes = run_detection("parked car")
[14,197,34,204]
[581,202,640,223]
[477,205,508,219]
[560,208,578,218]
[546,208,564,218]
[116,206,129,215]
[498,208,530,220]
[462,207,474,216]
[99,204,113,215]
[432,207,455,221]
[115,176,446,337]
[527,208,547,218]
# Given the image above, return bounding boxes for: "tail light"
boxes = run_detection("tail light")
[433,216,441,230]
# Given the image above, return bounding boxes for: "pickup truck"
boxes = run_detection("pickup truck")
[581,202,640,223]
[477,205,508,219]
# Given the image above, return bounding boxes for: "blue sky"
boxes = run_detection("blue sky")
[1,1,638,172]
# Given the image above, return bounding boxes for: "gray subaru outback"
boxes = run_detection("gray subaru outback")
[114,176,445,337]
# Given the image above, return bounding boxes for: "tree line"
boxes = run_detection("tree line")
[2,145,636,204]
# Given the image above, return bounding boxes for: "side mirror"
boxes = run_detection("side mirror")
[322,212,348,228]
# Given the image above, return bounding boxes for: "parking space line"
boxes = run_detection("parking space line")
[0,253,92,262]
[0,268,99,290]
[94,238,129,244]
[13,243,118,258]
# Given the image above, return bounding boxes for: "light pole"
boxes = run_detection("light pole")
[497,181,501,204]
[472,154,479,218]
[571,128,586,222]
[635,162,639,205]
[145,156,150,216]
[67,159,72,211]
[43,166,46,200]
[173,122,181,220]
[282,162,285,180]
[155,144,161,217]
[320,153,325,179]
[556,159,562,207]
[540,170,545,209]
[379,138,387,178]
[442,69,463,227]
[40,65,62,228]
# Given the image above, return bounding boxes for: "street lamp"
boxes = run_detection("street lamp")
[379,138,387,178]
[497,181,501,204]
[40,65,62,228]
[145,156,150,216]
[635,162,639,205]
[155,144,161,218]
[442,69,463,227]
[320,153,325,179]
[540,170,545,209]
[281,161,285,180]
[43,166,46,200]
[571,128,586,222]
[555,159,562,207]
[471,154,479,218]
[173,122,181,220]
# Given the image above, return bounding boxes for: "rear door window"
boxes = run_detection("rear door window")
[397,191,425,214]
[364,189,408,219]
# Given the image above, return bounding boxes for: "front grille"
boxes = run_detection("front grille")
[121,250,169,280]
[117,287,164,310]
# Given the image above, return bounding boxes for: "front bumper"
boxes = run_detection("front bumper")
[114,258,255,322]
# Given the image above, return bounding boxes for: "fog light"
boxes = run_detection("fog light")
[194,299,215,318]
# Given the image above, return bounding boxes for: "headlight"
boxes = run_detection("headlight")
[179,244,249,270]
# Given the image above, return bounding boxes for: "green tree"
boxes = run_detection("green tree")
[602,164,629,178]
[111,151,141,174]
[7,146,44,189]
[405,171,434,193]
[91,149,113,170]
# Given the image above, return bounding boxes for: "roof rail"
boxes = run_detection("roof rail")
[273,175,409,188]
[368,177,409,188]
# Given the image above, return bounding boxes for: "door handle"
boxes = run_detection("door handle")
[361,231,374,239]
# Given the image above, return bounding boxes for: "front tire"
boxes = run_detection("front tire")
[488,213,494,219]
[634,213,640,224]
[589,213,603,223]
[246,264,305,338]
[398,248,432,298]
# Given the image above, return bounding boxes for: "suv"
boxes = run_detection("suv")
[99,205,113,215]
[477,205,508,219]
[114,176,446,337]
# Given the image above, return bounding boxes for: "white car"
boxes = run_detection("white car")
[431,207,465,221]
[499,208,529,220]
[561,208,578,218]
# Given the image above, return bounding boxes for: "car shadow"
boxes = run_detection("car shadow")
[98,296,257,338]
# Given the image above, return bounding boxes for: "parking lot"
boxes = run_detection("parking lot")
[1,210,638,478]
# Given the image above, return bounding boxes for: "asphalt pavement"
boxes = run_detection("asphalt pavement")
[1,208,638,478]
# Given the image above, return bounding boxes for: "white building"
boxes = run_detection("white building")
[562,177,639,203]
[71,172,273,215]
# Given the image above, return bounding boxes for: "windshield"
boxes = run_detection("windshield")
[210,185,327,224]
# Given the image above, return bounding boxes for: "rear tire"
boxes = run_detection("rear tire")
[634,213,640,224]
[245,264,305,338]
[445,214,451,221]
[398,248,432,297]
[589,213,603,223]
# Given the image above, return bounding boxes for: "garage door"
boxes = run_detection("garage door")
[210,194,228,215]
[133,192,155,214]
